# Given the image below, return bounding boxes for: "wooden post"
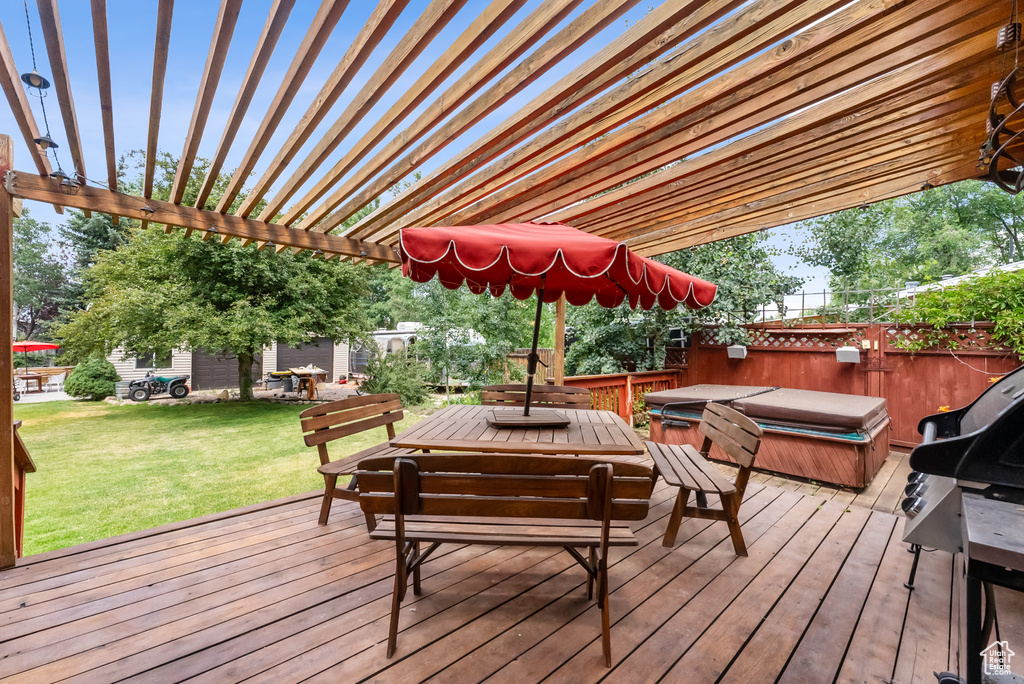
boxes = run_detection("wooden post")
[553,294,566,385]
[0,135,16,568]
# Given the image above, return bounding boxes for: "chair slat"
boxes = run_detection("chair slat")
[301,399,403,432]
[303,411,404,446]
[481,384,592,408]
[357,453,652,479]
[299,392,400,419]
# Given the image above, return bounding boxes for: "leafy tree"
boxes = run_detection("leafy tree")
[793,181,1002,302]
[359,349,427,406]
[53,229,368,400]
[64,356,121,401]
[59,210,130,270]
[565,232,800,374]
[364,265,419,330]
[52,152,368,400]
[13,210,74,340]
[892,270,1024,356]
[414,280,543,394]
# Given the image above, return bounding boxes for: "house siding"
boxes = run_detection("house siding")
[333,341,349,382]
[108,348,191,384]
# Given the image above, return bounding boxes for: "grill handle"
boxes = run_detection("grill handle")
[922,421,938,445]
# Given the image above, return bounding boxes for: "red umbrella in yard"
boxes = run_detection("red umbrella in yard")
[399,221,717,425]
[13,341,60,367]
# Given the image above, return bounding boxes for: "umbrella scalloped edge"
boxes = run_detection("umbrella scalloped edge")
[399,222,717,311]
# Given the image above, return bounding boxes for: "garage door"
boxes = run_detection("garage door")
[191,350,263,390]
[277,338,334,378]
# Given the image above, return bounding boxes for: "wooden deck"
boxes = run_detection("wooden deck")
[1,477,1020,683]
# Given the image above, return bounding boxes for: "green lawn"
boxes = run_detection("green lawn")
[14,399,424,556]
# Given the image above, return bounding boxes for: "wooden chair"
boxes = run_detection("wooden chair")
[646,402,762,556]
[299,393,412,529]
[355,454,654,665]
[481,384,592,409]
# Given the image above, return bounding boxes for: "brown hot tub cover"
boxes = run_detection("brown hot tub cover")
[646,385,887,434]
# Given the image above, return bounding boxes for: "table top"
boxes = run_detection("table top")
[15,373,44,380]
[391,404,645,457]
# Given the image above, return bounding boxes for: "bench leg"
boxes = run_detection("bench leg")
[598,563,612,667]
[724,494,747,557]
[387,571,403,658]
[319,475,337,525]
[587,547,596,600]
[413,542,422,596]
[662,488,691,548]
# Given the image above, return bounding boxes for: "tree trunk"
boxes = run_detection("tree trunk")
[237,352,254,401]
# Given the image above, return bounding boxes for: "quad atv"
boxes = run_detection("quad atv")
[128,371,191,401]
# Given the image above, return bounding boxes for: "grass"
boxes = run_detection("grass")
[14,399,425,556]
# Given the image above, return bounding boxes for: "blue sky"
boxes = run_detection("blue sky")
[0,0,828,296]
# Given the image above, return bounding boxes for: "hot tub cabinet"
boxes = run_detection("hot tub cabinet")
[646,385,890,488]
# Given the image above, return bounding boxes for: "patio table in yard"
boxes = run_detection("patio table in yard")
[390,403,644,458]
[15,373,44,393]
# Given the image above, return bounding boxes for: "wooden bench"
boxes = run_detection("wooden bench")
[299,393,411,529]
[355,454,655,665]
[647,402,762,556]
[481,383,592,409]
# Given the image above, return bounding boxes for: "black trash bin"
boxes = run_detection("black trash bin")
[282,375,294,393]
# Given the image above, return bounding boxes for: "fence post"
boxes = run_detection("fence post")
[1,135,16,569]
[625,374,633,425]
[553,295,565,385]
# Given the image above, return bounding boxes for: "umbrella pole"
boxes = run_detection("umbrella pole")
[523,284,545,417]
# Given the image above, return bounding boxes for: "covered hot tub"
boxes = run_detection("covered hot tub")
[646,385,890,488]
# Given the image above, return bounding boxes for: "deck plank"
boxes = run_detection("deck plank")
[0,475,996,684]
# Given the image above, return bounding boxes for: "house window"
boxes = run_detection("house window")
[135,351,173,370]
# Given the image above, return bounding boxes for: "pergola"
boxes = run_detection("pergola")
[0,0,1009,566]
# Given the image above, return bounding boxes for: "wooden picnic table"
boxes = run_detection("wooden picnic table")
[15,373,44,393]
[390,403,645,457]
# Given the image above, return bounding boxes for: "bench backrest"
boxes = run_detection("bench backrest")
[356,454,653,522]
[300,393,404,465]
[481,384,593,409]
[699,402,762,468]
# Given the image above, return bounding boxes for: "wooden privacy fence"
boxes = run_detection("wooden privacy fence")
[564,369,682,425]
[505,348,555,383]
[562,323,1019,445]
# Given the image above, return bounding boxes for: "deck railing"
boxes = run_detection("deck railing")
[564,369,684,425]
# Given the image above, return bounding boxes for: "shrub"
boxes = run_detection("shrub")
[893,270,1024,356]
[64,357,121,400]
[360,351,427,407]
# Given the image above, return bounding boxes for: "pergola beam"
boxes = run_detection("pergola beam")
[215,0,349,214]
[286,0,583,237]
[0,17,60,214]
[319,0,656,238]
[193,0,296,211]
[6,171,399,263]
[36,0,86,186]
[169,0,242,210]
[376,0,853,241]
[271,0,527,229]
[633,153,979,254]
[89,0,118,218]
[449,0,1000,228]
[144,0,174,203]
[232,0,407,219]
[583,99,988,236]
[265,0,472,225]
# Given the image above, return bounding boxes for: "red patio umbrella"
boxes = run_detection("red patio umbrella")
[13,341,60,352]
[12,341,60,369]
[399,222,717,425]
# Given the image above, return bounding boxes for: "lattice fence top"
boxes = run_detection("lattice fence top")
[698,327,867,349]
[884,325,1010,353]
